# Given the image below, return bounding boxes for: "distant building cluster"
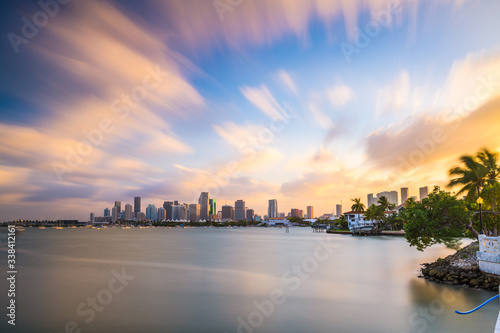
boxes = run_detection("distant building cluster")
[90,192,261,224]
[88,185,432,224]
[367,186,429,208]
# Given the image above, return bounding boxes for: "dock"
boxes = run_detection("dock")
[326,229,405,236]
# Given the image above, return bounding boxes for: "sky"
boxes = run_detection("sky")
[1,0,500,221]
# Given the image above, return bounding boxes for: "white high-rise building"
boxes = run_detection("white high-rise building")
[336,204,342,218]
[401,187,409,204]
[389,191,398,206]
[268,199,278,218]
[420,186,429,201]
[111,207,118,223]
[125,204,133,221]
[307,206,314,219]
[367,194,378,207]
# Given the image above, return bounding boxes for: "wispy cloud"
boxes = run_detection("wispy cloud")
[240,85,289,121]
[276,70,298,95]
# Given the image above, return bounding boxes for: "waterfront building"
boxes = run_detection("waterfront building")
[278,212,285,218]
[246,209,254,221]
[157,207,166,221]
[146,204,157,221]
[125,204,133,221]
[198,192,209,221]
[265,218,290,226]
[221,205,234,221]
[189,204,200,222]
[335,204,342,218]
[111,207,118,223]
[290,208,299,217]
[104,208,110,217]
[420,186,429,201]
[235,200,246,220]
[299,209,304,218]
[307,206,314,219]
[90,212,95,223]
[268,199,278,218]
[114,201,121,214]
[134,197,141,216]
[401,187,409,204]
[136,212,145,222]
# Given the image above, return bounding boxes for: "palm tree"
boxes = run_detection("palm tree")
[448,149,500,201]
[363,204,378,221]
[364,204,385,230]
[377,196,395,212]
[477,148,500,184]
[448,154,488,201]
[477,148,500,212]
[351,198,365,220]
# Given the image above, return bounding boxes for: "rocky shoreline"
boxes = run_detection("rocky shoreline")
[420,241,500,292]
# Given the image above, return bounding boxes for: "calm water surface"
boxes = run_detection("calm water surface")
[0,227,497,333]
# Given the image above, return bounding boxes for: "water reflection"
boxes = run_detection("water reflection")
[0,228,497,333]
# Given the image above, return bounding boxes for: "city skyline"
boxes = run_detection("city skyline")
[1,1,500,221]
[89,183,430,223]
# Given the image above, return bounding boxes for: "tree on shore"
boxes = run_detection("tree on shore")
[447,148,500,235]
[403,187,473,251]
[364,204,385,230]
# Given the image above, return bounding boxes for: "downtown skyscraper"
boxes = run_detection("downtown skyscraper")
[209,199,216,217]
[235,200,245,220]
[134,197,141,216]
[198,192,209,221]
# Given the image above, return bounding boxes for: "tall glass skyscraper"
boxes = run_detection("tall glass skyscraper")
[198,192,209,220]
[163,201,173,220]
[134,197,141,216]
[209,199,216,217]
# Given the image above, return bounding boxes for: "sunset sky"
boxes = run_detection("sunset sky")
[1,0,500,221]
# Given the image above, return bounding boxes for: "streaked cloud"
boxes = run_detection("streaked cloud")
[276,70,298,95]
[240,85,289,121]
[375,69,411,116]
[0,0,498,219]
